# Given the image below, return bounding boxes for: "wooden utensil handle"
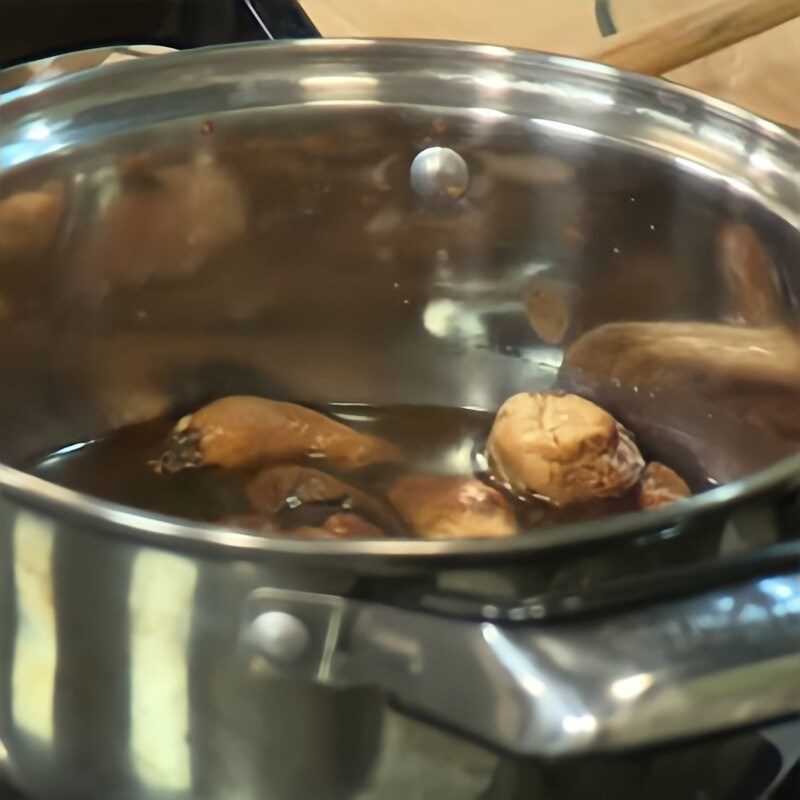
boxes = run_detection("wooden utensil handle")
[589,0,800,75]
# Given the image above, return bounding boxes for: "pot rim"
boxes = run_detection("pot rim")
[2,38,799,561]
[2,37,797,150]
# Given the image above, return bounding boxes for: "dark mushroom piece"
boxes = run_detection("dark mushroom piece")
[246,464,400,534]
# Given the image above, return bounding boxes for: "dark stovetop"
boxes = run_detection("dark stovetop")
[1,0,318,67]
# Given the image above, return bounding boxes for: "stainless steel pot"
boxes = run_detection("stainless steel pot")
[1,40,800,800]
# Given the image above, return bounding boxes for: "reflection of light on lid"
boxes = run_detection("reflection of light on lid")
[475,71,509,91]
[610,672,653,701]
[301,75,379,90]
[423,298,485,341]
[551,56,616,78]
[562,714,597,734]
[749,149,776,173]
[26,122,51,141]
[533,118,599,140]
[51,440,93,456]
[759,578,795,600]
[701,123,745,155]
[635,106,693,133]
[474,45,514,59]
[715,596,735,612]
[472,107,509,121]
[738,603,769,624]
[444,438,477,475]
[480,623,546,697]
[481,622,499,642]
[329,412,374,423]
[521,673,547,698]
[673,156,719,183]
[35,439,96,469]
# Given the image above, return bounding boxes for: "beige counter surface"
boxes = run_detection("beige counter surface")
[300,0,799,128]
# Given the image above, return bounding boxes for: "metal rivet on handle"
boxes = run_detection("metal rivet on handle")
[248,611,310,664]
[410,147,469,204]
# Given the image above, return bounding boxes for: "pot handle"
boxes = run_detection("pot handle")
[240,572,800,757]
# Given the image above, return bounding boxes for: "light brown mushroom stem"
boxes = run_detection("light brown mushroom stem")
[155,395,401,473]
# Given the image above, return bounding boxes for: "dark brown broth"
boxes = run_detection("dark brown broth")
[27,403,673,536]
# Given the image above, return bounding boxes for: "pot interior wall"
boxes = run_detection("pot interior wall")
[2,58,799,490]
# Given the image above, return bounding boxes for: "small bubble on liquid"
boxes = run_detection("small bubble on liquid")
[633,385,639,393]
[649,224,656,231]
[403,298,411,305]
[612,246,621,254]
[629,197,636,203]
[611,378,621,387]
[392,282,400,290]
[473,451,489,473]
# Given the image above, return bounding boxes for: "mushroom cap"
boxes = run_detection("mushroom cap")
[487,392,644,506]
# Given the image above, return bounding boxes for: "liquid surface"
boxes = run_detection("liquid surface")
[27,403,671,537]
